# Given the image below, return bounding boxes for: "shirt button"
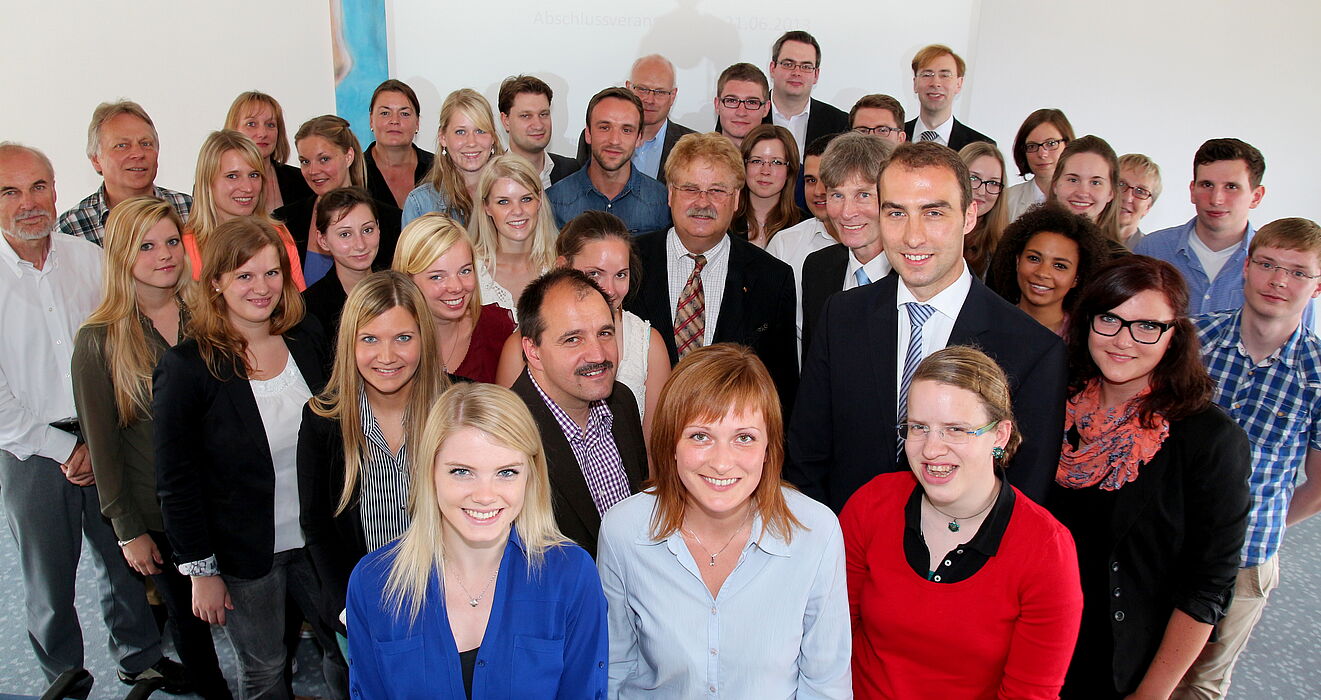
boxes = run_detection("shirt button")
[956,549,963,554]
[932,575,942,582]
[710,648,717,656]
[55,339,62,345]
[47,307,54,312]
[1114,610,1126,622]
[598,662,605,669]
[708,685,717,694]
[710,607,717,615]
[1111,561,1120,572]
[1113,587,1122,598]
[944,559,953,566]
[477,660,486,667]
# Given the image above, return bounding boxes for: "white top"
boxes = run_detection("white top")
[1187,229,1239,282]
[477,262,516,321]
[665,230,731,348]
[0,234,104,461]
[249,355,311,553]
[766,217,836,357]
[771,97,811,162]
[914,115,954,146]
[617,311,651,421]
[1003,180,1047,222]
[843,250,893,292]
[538,151,556,191]
[894,263,974,408]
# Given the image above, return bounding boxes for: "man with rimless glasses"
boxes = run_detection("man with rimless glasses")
[1179,217,1321,699]
[902,44,995,151]
[575,55,695,185]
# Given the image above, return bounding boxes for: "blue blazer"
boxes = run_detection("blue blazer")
[347,531,608,699]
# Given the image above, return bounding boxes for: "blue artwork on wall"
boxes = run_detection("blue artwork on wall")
[331,0,388,149]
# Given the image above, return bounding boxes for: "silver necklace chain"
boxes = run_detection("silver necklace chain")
[683,509,753,567]
[445,557,500,608]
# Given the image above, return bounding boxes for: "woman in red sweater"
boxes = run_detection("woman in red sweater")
[841,346,1083,699]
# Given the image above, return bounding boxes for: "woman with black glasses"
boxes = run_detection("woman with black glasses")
[1003,109,1075,222]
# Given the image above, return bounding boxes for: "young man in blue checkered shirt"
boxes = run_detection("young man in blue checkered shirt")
[1179,217,1321,698]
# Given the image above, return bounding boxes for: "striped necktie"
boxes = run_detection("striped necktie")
[897,302,937,455]
[919,130,940,142]
[674,254,707,359]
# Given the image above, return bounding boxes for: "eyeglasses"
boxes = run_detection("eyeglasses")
[720,96,767,110]
[897,420,999,444]
[1024,138,1067,154]
[776,59,817,73]
[853,125,902,137]
[746,157,788,169]
[1249,258,1321,282]
[1090,312,1174,344]
[1118,181,1154,201]
[630,85,675,98]
[969,174,1003,195]
[672,185,735,201]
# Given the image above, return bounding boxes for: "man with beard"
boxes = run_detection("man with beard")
[510,268,648,557]
[0,143,186,690]
[547,87,669,235]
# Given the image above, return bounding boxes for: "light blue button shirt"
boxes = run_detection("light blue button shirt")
[597,488,852,699]
[632,120,669,180]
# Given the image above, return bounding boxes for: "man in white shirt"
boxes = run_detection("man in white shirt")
[764,30,850,162]
[497,75,579,189]
[902,45,995,151]
[0,143,183,690]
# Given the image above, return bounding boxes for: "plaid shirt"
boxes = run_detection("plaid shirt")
[57,184,192,245]
[529,373,631,515]
[1195,309,1321,566]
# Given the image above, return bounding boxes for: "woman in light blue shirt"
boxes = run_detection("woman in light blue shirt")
[598,344,852,699]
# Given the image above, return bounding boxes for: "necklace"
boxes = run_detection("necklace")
[924,487,997,533]
[438,320,472,374]
[682,509,753,567]
[444,557,500,608]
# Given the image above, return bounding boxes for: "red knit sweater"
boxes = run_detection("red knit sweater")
[841,472,1083,699]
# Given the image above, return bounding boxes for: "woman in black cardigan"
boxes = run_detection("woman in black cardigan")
[154,216,346,697]
[297,270,449,645]
[1049,256,1251,699]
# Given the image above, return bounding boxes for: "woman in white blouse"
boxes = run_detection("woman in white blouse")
[1002,109,1075,222]
[597,344,851,699]
[468,155,558,319]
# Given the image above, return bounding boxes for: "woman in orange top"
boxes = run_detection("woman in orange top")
[184,130,307,290]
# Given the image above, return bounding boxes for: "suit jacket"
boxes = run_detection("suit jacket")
[576,119,696,184]
[904,117,996,151]
[626,231,799,415]
[273,195,402,272]
[799,243,849,363]
[154,319,328,579]
[760,97,850,150]
[548,152,581,185]
[510,371,648,558]
[296,408,361,633]
[786,274,1066,512]
[364,142,434,207]
[274,160,314,206]
[1047,406,1250,695]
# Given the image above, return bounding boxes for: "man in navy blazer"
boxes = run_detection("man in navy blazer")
[787,142,1065,512]
[626,132,798,416]
[902,44,995,151]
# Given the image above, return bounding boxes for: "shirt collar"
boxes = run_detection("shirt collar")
[649,508,789,558]
[640,119,670,150]
[895,261,973,321]
[527,370,611,440]
[903,474,1015,557]
[846,250,892,283]
[918,115,954,143]
[0,233,56,278]
[771,95,811,122]
[1175,216,1256,255]
[667,227,731,263]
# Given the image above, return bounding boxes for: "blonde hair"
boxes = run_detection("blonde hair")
[190,130,270,247]
[224,91,292,164]
[471,155,558,274]
[383,383,567,624]
[392,213,484,325]
[422,89,507,223]
[311,271,449,514]
[959,141,1010,276]
[664,132,746,189]
[912,347,1021,461]
[294,115,367,189]
[82,197,187,423]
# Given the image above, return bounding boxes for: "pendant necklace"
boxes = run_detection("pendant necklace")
[925,488,997,533]
[445,557,500,608]
[683,509,753,567]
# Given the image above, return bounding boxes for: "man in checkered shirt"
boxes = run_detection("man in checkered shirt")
[57,100,190,245]
[1180,217,1321,698]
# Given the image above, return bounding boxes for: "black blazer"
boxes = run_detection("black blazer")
[576,119,696,184]
[759,97,850,149]
[364,143,434,207]
[785,274,1066,511]
[548,152,581,185]
[1048,406,1250,695]
[274,161,314,205]
[510,371,647,558]
[273,195,402,272]
[626,230,799,416]
[799,243,849,363]
[154,319,328,579]
[903,117,996,151]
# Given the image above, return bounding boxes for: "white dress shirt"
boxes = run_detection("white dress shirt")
[894,263,974,407]
[538,151,556,191]
[771,96,811,162]
[0,234,104,462]
[914,115,954,146]
[843,251,893,291]
[665,230,730,348]
[766,217,836,354]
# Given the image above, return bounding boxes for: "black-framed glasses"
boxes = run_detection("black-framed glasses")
[776,59,817,72]
[746,157,788,169]
[720,96,766,110]
[1090,312,1174,344]
[970,174,1003,195]
[853,125,902,136]
[1024,138,1066,154]
[630,85,675,98]
[897,420,999,444]
[1249,258,1321,282]
[1118,181,1154,201]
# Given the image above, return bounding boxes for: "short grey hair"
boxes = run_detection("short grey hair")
[630,54,676,85]
[0,141,55,179]
[818,131,894,189]
[85,100,158,159]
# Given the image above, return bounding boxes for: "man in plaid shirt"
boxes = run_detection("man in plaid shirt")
[57,100,190,245]
[1181,217,1321,698]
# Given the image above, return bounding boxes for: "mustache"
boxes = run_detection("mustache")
[575,360,614,377]
[686,206,718,218]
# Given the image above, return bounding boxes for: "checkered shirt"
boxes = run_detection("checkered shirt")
[529,373,631,515]
[58,184,192,245]
[1195,309,1321,566]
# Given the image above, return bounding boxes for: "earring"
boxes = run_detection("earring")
[441,146,448,157]
[991,446,1006,461]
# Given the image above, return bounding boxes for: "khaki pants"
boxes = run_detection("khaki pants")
[1173,555,1281,700]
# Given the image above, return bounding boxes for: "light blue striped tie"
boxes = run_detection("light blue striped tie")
[854,267,871,287]
[897,303,936,456]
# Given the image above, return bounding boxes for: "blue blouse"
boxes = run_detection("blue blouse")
[346,530,608,699]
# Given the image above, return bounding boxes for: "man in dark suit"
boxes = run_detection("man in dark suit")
[902,44,995,151]
[761,30,850,161]
[626,132,799,416]
[510,268,647,557]
[800,132,894,361]
[497,75,579,188]
[787,142,1066,512]
[576,55,695,185]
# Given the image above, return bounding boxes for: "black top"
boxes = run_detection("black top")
[902,476,1015,583]
[459,647,478,699]
[274,160,314,205]
[272,195,403,272]
[364,142,434,208]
